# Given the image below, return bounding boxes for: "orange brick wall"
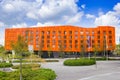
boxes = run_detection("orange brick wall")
[5,25,115,52]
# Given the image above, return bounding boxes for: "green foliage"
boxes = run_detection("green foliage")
[90,57,106,61]
[13,59,59,63]
[11,35,28,58]
[12,64,40,69]
[90,57,120,61]
[0,69,56,80]
[0,45,5,53]
[64,58,96,66]
[46,60,59,62]
[0,63,13,68]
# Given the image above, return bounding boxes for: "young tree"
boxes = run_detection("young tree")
[114,44,120,56]
[59,44,64,58]
[48,46,52,58]
[38,39,43,58]
[11,35,28,80]
[93,45,98,68]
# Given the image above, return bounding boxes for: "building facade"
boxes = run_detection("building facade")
[5,25,115,57]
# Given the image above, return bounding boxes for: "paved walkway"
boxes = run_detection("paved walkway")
[41,59,120,80]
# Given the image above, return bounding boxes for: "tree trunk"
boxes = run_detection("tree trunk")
[20,58,22,80]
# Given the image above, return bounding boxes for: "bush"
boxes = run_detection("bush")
[13,59,59,63]
[91,57,120,61]
[90,57,106,61]
[0,63,13,68]
[46,60,59,62]
[0,68,57,80]
[64,58,96,66]
[12,63,40,69]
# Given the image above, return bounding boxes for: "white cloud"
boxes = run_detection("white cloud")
[67,12,84,25]
[81,4,86,9]
[0,0,84,26]
[95,13,120,26]
[0,22,5,27]
[12,23,28,28]
[113,3,120,12]
[3,3,14,12]
[94,3,120,44]
[86,14,96,19]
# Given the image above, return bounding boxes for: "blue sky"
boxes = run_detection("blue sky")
[0,0,120,45]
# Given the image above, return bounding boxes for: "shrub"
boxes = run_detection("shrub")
[64,58,96,66]
[46,60,59,62]
[0,68,57,80]
[90,57,106,61]
[13,59,59,63]
[0,63,13,68]
[12,63,40,69]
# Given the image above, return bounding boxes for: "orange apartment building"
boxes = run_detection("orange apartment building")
[5,25,115,58]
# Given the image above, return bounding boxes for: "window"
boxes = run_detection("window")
[58,35,61,39]
[75,40,78,44]
[75,45,78,48]
[36,45,39,48]
[98,36,100,39]
[109,31,112,34]
[86,31,89,34]
[81,40,83,43]
[98,40,100,43]
[69,31,72,34]
[69,45,72,48]
[80,31,83,34]
[42,40,44,43]
[47,45,50,48]
[58,31,61,34]
[52,40,55,44]
[42,31,44,35]
[98,45,100,48]
[75,35,78,39]
[36,31,39,35]
[64,45,66,48]
[47,36,50,38]
[92,40,94,43]
[64,40,66,43]
[42,36,44,39]
[58,40,61,43]
[64,31,67,35]
[92,31,94,34]
[81,45,83,48]
[47,40,50,43]
[52,35,56,39]
[75,31,78,34]
[98,31,100,34]
[47,31,50,34]
[52,31,56,34]
[52,45,55,48]
[80,35,84,38]
[103,31,106,34]
[109,36,112,39]
[92,35,94,39]
[69,40,72,43]
[109,40,112,43]
[69,36,72,39]
[64,36,66,39]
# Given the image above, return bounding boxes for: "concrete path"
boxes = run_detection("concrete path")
[41,59,120,80]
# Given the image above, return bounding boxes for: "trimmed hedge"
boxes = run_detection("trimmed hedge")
[90,57,106,61]
[91,57,120,61]
[13,59,59,63]
[64,58,96,66]
[0,63,13,68]
[12,64,40,69]
[0,68,57,80]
